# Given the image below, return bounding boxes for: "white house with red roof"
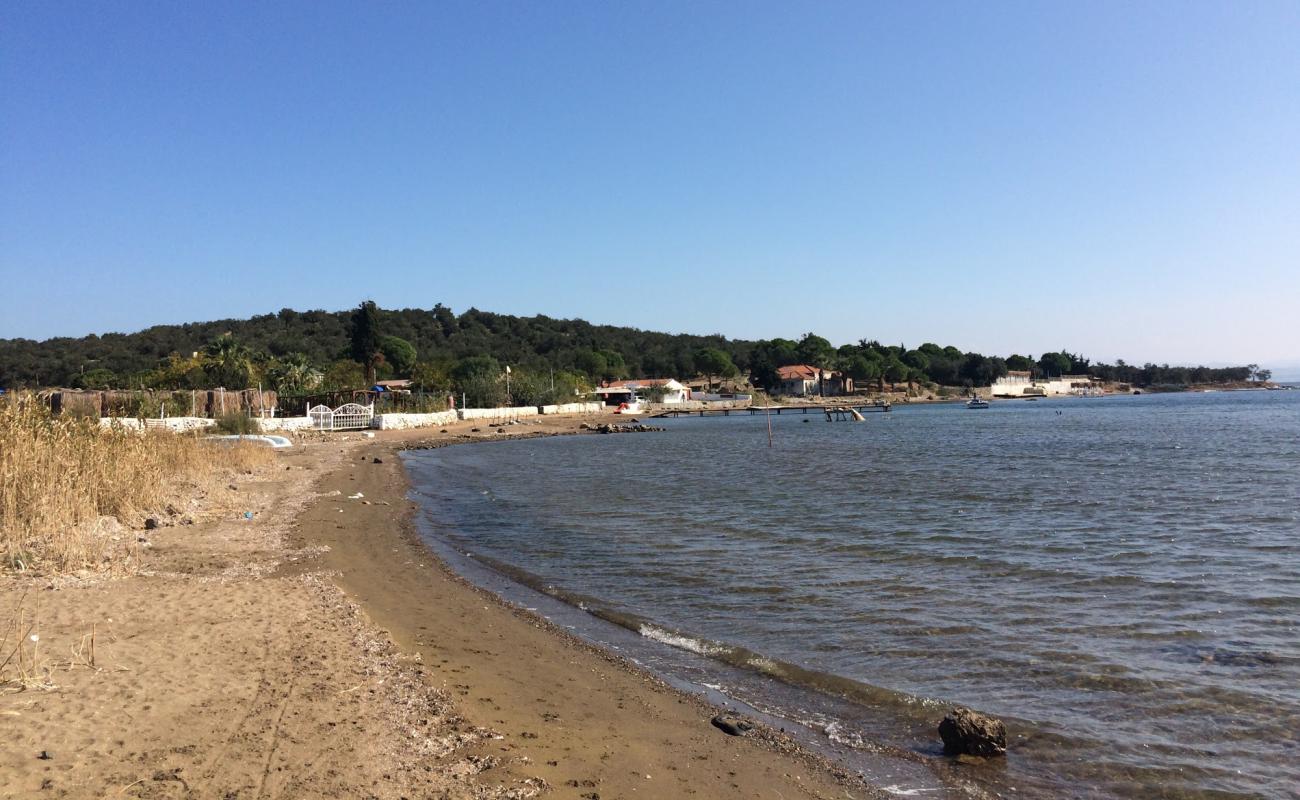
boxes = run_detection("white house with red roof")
[774,365,852,397]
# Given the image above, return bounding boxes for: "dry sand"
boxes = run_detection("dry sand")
[1,414,879,799]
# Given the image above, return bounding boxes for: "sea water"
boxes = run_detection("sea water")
[404,391,1300,799]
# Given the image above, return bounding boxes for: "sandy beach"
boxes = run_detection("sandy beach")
[1,415,874,799]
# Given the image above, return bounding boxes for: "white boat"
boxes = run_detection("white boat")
[616,400,644,415]
[966,396,990,409]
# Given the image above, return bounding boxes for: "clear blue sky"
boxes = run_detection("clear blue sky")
[3,1,1298,367]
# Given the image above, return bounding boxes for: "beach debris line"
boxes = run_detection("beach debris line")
[938,707,1006,757]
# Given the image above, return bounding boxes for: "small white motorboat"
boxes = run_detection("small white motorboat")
[206,434,294,448]
[966,396,990,409]
[616,400,644,415]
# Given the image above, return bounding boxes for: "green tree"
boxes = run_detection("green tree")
[75,367,118,390]
[410,360,452,393]
[1006,354,1035,373]
[883,356,908,389]
[574,350,607,381]
[451,355,506,406]
[350,301,382,384]
[694,348,738,390]
[1037,351,1072,377]
[379,335,417,377]
[595,350,628,382]
[796,333,834,367]
[320,359,365,390]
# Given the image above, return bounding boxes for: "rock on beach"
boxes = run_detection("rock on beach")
[938,707,1006,757]
[710,714,754,737]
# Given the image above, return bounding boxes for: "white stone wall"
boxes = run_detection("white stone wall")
[457,406,540,422]
[258,416,316,431]
[98,417,217,432]
[98,416,316,433]
[539,402,603,415]
[991,376,1032,397]
[373,411,459,430]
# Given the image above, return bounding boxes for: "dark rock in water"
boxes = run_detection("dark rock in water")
[1198,647,1282,667]
[711,714,754,737]
[938,707,1006,757]
[144,518,160,530]
[372,457,383,464]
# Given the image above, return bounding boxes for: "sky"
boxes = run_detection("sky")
[2,1,1298,368]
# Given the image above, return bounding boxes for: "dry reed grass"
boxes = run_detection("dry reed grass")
[0,598,49,692]
[1,394,274,573]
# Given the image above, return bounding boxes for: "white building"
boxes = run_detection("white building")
[594,378,689,406]
[991,371,1100,397]
[991,371,1035,397]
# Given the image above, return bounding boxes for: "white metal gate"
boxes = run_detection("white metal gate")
[308,403,374,431]
[331,403,373,430]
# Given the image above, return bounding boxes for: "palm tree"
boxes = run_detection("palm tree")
[202,336,257,388]
[269,353,323,393]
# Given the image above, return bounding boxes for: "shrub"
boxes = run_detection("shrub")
[213,413,261,435]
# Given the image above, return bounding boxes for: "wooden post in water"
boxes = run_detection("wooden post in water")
[766,404,773,448]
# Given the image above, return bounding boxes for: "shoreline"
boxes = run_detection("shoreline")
[1,412,890,798]
[294,415,892,798]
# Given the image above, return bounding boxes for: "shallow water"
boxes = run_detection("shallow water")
[405,391,1300,799]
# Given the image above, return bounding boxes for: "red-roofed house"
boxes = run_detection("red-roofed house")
[774,365,852,397]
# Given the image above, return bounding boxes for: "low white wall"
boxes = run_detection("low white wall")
[99,416,316,433]
[258,416,316,432]
[539,402,603,415]
[457,406,539,422]
[373,411,459,430]
[99,417,217,432]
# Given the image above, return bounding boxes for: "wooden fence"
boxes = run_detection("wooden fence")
[47,389,279,419]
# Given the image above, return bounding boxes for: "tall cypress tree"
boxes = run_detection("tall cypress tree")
[350,301,381,384]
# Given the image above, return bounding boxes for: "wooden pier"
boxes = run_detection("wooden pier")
[651,402,891,419]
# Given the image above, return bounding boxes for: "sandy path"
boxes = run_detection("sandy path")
[2,415,877,799]
[0,438,532,799]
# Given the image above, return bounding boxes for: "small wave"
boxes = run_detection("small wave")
[638,624,726,657]
[823,720,865,748]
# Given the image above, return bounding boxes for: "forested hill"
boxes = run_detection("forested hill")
[0,305,743,390]
[0,303,1262,395]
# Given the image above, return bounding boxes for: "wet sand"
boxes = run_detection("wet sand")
[1,414,877,799]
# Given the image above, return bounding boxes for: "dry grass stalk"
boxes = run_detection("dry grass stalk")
[70,623,96,670]
[0,598,51,692]
[1,394,274,573]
